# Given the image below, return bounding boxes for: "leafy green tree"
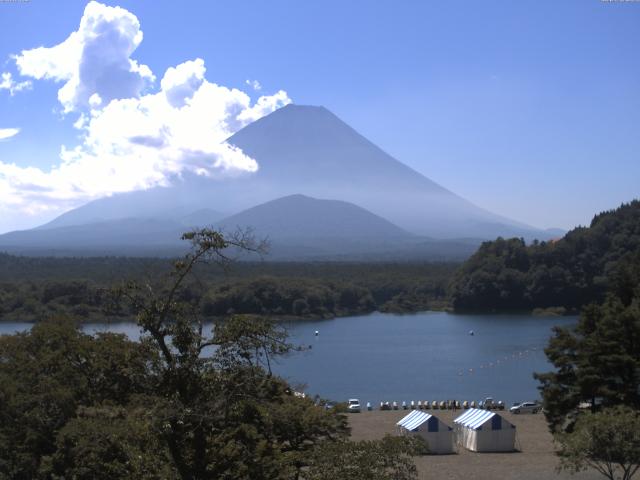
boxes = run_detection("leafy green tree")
[301,435,426,480]
[556,406,640,480]
[536,251,640,431]
[0,317,154,479]
[40,405,174,480]
[116,229,349,479]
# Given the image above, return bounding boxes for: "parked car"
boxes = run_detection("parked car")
[510,401,540,414]
[348,398,361,413]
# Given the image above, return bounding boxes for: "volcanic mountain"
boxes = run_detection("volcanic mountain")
[0,104,553,257]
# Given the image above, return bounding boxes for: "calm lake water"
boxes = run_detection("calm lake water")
[0,311,575,406]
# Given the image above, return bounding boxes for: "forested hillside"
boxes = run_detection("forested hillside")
[0,256,455,322]
[449,201,640,312]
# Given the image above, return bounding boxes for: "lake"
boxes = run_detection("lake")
[0,311,574,406]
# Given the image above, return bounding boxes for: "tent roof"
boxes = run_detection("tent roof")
[453,408,509,430]
[397,410,439,431]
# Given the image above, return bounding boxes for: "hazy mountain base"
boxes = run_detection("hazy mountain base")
[0,195,481,260]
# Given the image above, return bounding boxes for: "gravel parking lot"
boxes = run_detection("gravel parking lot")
[348,409,602,480]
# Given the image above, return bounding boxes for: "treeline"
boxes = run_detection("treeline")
[0,259,456,322]
[449,200,640,312]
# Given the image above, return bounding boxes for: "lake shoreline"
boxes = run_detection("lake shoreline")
[0,304,581,324]
[1,311,576,406]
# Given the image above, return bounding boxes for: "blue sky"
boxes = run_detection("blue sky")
[0,0,638,233]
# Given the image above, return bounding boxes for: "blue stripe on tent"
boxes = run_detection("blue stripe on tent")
[453,409,476,424]
[468,411,494,430]
[405,412,431,431]
[397,411,438,432]
[427,416,438,432]
[397,410,422,427]
[454,408,512,431]
[491,414,502,430]
[456,409,487,427]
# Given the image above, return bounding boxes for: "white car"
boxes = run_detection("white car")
[510,401,540,414]
[348,398,361,413]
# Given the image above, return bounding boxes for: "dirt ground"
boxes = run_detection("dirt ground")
[348,409,602,480]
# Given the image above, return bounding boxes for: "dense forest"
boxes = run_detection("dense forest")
[4,200,640,322]
[0,255,455,322]
[449,201,640,313]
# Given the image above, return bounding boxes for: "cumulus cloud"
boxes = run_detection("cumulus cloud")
[14,0,154,112]
[161,58,206,108]
[0,2,291,229]
[0,72,32,96]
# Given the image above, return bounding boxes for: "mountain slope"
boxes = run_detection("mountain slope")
[226,104,543,238]
[216,194,410,240]
[0,218,186,256]
[4,104,556,257]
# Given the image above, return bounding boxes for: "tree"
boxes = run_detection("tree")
[115,228,349,479]
[0,317,154,479]
[39,405,174,480]
[531,248,640,480]
[535,248,640,431]
[301,435,426,480]
[556,406,640,480]
[0,228,353,479]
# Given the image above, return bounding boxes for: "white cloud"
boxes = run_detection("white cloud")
[0,72,31,96]
[0,128,20,141]
[14,0,154,113]
[0,2,291,230]
[245,79,262,91]
[162,58,206,108]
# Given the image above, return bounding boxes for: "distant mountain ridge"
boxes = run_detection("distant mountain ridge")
[0,104,559,258]
[0,194,478,260]
[216,194,410,239]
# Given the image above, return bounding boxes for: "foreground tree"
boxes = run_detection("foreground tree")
[537,252,640,479]
[556,406,640,480]
[535,252,640,432]
[109,229,352,479]
[40,405,173,480]
[0,318,154,479]
[301,435,427,480]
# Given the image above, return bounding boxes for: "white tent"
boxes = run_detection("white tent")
[453,408,516,452]
[396,410,454,454]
